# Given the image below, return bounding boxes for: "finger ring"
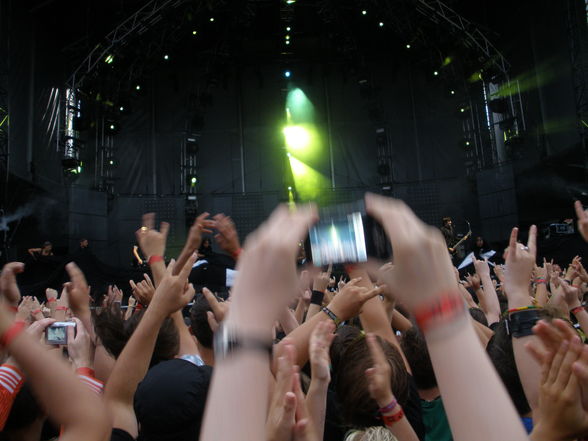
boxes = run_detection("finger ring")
[521,246,529,251]
[141,226,148,231]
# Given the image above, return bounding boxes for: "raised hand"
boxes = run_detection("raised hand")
[148,257,196,316]
[309,321,335,383]
[312,264,332,293]
[67,318,94,369]
[213,213,241,257]
[224,204,317,336]
[186,212,215,252]
[202,287,229,332]
[365,333,394,407]
[326,277,383,321]
[560,278,582,309]
[135,213,169,260]
[64,263,91,313]
[16,296,34,323]
[503,226,537,308]
[530,334,588,441]
[464,273,481,291]
[473,258,491,278]
[575,200,588,242]
[129,273,155,306]
[0,262,24,305]
[493,264,506,283]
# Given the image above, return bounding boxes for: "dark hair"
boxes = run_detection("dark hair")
[401,326,437,390]
[189,294,214,349]
[469,307,489,327]
[486,319,530,416]
[42,241,52,247]
[93,308,179,368]
[3,382,44,431]
[334,332,409,429]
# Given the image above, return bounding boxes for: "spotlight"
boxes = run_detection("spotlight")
[405,44,411,49]
[187,175,198,188]
[286,26,291,31]
[104,54,114,64]
[379,22,384,27]
[62,158,82,177]
[209,17,215,22]
[459,138,473,148]
[285,40,290,45]
[192,30,197,35]
[288,186,292,191]
[110,124,115,130]
[287,152,292,158]
[119,106,124,112]
[284,70,291,78]
[109,160,114,165]
[450,90,455,95]
[361,10,367,15]
[106,120,120,134]
[286,0,296,4]
[285,35,290,40]
[163,54,169,60]
[433,71,439,76]
[136,85,141,91]
[460,107,465,113]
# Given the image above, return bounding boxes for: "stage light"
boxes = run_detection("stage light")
[285,35,290,40]
[136,85,141,90]
[285,40,290,45]
[433,71,439,76]
[288,186,292,191]
[283,125,311,151]
[119,106,124,111]
[209,17,215,22]
[187,175,198,188]
[460,107,465,113]
[450,90,455,95]
[164,54,169,60]
[104,54,114,64]
[287,152,292,158]
[284,70,291,78]
[110,124,115,130]
[106,120,120,135]
[287,156,328,200]
[361,10,367,15]
[405,44,411,49]
[379,22,384,27]
[286,26,291,31]
[286,0,296,4]
[192,30,197,35]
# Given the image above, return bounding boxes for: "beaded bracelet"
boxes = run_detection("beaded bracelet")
[379,399,398,414]
[32,309,42,316]
[535,278,546,285]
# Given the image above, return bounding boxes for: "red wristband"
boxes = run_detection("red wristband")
[148,255,164,265]
[32,309,41,315]
[413,293,466,333]
[46,297,57,303]
[56,306,68,311]
[381,407,405,426]
[571,306,584,315]
[0,321,26,347]
[231,248,243,259]
[135,303,143,311]
[76,367,96,377]
[7,305,17,313]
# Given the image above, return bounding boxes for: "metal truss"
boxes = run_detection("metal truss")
[0,0,10,195]
[413,0,510,76]
[66,0,189,91]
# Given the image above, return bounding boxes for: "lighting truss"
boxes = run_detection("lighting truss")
[66,0,190,92]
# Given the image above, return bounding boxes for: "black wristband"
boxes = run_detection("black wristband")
[311,290,325,305]
[321,306,341,326]
[508,309,541,338]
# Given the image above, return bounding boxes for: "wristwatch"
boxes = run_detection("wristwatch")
[213,324,273,361]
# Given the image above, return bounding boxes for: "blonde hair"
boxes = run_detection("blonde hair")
[345,426,399,441]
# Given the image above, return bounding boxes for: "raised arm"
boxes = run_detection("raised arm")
[104,256,196,438]
[175,212,214,275]
[366,193,528,441]
[473,258,501,326]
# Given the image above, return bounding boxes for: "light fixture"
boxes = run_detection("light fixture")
[119,106,124,111]
[209,17,215,22]
[192,30,197,35]
[285,35,290,40]
[163,54,169,60]
[109,160,114,165]
[379,22,384,27]
[288,186,292,191]
[284,70,291,78]
[450,90,455,95]
[406,44,411,49]
[433,71,439,76]
[460,107,465,113]
[287,152,292,158]
[286,0,296,4]
[104,54,114,64]
[286,26,291,31]
[361,10,367,15]
[136,85,141,91]
[285,40,290,45]
[110,124,115,130]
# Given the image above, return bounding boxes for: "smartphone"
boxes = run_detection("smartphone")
[305,200,390,267]
[46,322,76,345]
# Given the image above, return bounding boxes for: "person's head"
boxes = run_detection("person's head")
[189,294,214,349]
[79,238,89,248]
[42,241,52,252]
[201,238,211,248]
[475,236,485,248]
[400,325,437,390]
[93,308,179,367]
[345,426,398,441]
[334,330,409,429]
[442,217,452,227]
[134,359,212,441]
[486,320,531,416]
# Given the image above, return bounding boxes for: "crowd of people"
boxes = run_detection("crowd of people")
[0,194,588,441]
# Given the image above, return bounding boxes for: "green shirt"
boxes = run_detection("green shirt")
[421,397,453,441]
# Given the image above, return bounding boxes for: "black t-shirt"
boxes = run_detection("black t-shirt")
[111,428,135,441]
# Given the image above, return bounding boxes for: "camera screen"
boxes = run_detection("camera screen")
[309,212,367,266]
[47,326,66,343]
